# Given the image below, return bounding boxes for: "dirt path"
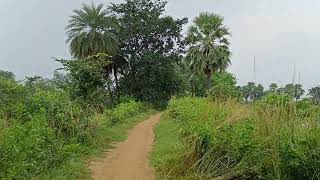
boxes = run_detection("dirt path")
[90,113,161,180]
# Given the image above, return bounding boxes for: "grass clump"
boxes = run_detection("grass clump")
[152,96,320,179]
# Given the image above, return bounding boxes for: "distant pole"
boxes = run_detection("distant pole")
[292,63,297,100]
[253,56,256,84]
[292,63,296,85]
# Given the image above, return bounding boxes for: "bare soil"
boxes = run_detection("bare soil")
[90,113,161,180]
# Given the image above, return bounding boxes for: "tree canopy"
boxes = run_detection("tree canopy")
[109,0,188,102]
[66,3,119,59]
[185,12,231,88]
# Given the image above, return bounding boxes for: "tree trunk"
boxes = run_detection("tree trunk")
[114,67,120,100]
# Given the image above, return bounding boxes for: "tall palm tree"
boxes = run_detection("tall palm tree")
[185,12,231,88]
[66,3,118,59]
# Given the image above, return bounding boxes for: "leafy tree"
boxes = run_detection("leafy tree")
[281,84,305,100]
[185,12,231,88]
[207,72,241,99]
[49,70,71,91]
[66,3,118,59]
[57,53,113,109]
[241,82,255,102]
[309,86,320,105]
[255,84,265,100]
[241,82,264,102]
[187,73,207,97]
[0,70,15,81]
[110,0,187,102]
[269,83,278,93]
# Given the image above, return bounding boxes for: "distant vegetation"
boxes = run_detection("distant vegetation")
[1,0,320,179]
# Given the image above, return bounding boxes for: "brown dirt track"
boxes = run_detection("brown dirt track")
[90,113,161,180]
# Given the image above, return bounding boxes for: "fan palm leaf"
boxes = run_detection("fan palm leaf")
[185,12,231,88]
[66,3,119,59]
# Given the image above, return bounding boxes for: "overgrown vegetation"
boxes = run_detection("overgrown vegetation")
[152,95,320,179]
[0,71,153,179]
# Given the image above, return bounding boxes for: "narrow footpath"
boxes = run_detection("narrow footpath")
[90,113,161,180]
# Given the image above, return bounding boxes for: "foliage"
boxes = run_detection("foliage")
[0,119,63,179]
[104,100,149,126]
[260,93,293,108]
[110,0,188,103]
[57,53,112,108]
[207,72,241,99]
[187,73,207,97]
[0,70,15,81]
[155,97,320,179]
[66,3,118,59]
[0,86,152,179]
[0,78,27,120]
[309,86,320,105]
[241,82,264,102]
[268,83,278,93]
[185,12,231,88]
[280,83,305,100]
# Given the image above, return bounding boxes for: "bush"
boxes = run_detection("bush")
[104,100,149,126]
[0,78,27,120]
[207,72,242,100]
[0,119,63,179]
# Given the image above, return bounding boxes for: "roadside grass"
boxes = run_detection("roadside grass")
[151,113,204,180]
[41,111,155,179]
[152,96,320,179]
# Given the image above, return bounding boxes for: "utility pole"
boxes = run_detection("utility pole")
[292,63,296,85]
[253,56,256,84]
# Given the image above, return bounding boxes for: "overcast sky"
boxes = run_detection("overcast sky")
[1,0,320,89]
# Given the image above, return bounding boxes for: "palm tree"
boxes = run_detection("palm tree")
[185,12,231,88]
[66,3,118,59]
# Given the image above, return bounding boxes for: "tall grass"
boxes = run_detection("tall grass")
[0,99,153,179]
[154,96,320,179]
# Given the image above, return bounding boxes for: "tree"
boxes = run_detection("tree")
[57,53,113,108]
[241,82,255,102]
[309,86,320,104]
[281,84,305,100]
[269,83,278,93]
[241,82,264,102]
[207,72,241,99]
[110,0,187,102]
[0,70,15,81]
[185,12,231,89]
[66,3,118,59]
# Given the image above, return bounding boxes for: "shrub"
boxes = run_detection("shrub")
[0,119,63,179]
[104,100,148,126]
[0,78,27,120]
[207,72,242,100]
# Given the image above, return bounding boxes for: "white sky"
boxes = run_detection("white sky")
[1,0,320,89]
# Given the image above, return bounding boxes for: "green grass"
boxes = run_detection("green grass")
[41,111,155,179]
[151,96,320,179]
[151,113,204,180]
